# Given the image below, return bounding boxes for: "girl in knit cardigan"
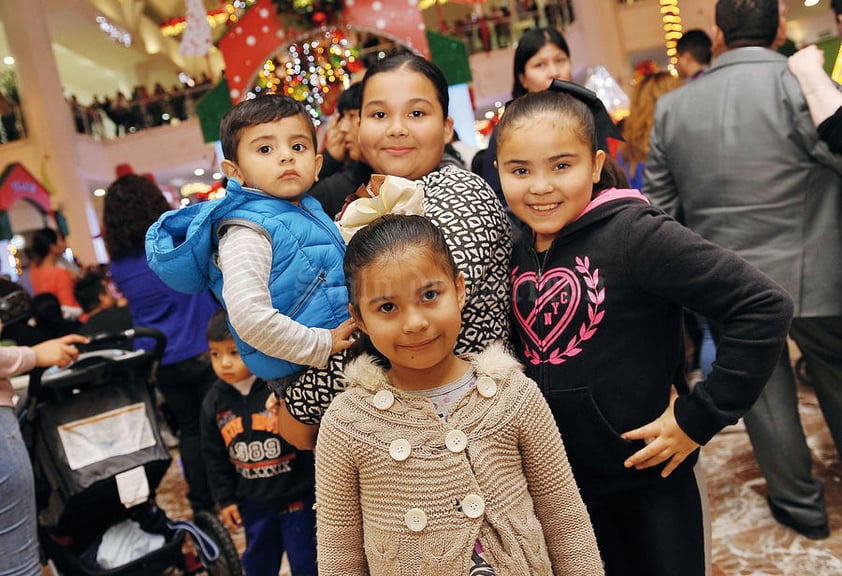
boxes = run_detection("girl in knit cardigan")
[314,214,603,576]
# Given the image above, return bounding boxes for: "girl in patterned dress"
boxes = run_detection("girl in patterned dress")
[276,53,512,449]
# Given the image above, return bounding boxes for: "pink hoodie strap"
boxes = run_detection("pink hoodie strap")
[579,188,650,219]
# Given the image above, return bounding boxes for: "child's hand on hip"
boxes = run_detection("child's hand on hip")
[220,504,242,531]
[329,318,357,354]
[621,390,700,478]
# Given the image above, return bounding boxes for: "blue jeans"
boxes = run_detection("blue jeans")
[238,497,317,576]
[0,407,40,576]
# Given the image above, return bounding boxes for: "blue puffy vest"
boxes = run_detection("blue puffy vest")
[146,180,349,379]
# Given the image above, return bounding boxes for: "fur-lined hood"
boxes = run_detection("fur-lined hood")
[340,341,521,393]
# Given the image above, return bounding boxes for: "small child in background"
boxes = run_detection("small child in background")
[315,214,603,575]
[73,270,133,338]
[495,85,794,576]
[147,94,354,389]
[201,310,316,576]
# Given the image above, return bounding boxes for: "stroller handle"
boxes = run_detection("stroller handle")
[86,327,168,362]
[22,327,168,423]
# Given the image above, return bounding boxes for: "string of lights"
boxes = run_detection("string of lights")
[247,28,362,126]
[659,0,683,73]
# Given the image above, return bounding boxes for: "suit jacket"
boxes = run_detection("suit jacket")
[644,47,842,317]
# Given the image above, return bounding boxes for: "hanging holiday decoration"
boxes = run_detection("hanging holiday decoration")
[247,28,359,125]
[161,1,257,38]
[660,0,683,71]
[426,30,471,87]
[270,0,343,28]
[196,77,234,143]
[218,0,430,102]
[180,0,214,56]
[162,9,230,37]
[96,14,132,47]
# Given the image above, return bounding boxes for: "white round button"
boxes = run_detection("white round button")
[461,494,485,519]
[389,438,411,461]
[373,389,395,410]
[405,508,427,532]
[475,376,497,398]
[445,429,468,453]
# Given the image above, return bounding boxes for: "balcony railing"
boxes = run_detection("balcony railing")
[68,83,215,140]
[437,0,575,55]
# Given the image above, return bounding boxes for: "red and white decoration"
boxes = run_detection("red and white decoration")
[219,0,430,101]
[180,0,214,57]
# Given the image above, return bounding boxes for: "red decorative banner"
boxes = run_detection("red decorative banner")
[0,163,53,213]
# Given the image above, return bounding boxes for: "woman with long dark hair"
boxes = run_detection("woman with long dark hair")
[103,173,220,513]
[481,27,573,204]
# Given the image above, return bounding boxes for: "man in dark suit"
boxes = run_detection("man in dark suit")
[644,0,842,540]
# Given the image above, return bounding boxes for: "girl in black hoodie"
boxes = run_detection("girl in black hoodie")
[495,86,794,576]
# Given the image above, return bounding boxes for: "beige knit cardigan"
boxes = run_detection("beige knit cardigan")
[314,342,604,575]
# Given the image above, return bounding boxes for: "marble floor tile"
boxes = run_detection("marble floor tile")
[150,377,841,576]
[701,380,842,575]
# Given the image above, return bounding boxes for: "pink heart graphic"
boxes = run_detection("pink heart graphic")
[512,268,581,352]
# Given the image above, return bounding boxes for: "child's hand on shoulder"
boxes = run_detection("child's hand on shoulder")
[620,388,700,478]
[329,318,357,354]
[220,503,242,531]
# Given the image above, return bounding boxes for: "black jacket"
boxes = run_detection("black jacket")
[200,377,314,508]
[310,161,372,220]
[510,189,794,495]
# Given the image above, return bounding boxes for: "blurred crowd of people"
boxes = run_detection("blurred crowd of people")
[0,227,131,348]
[66,74,215,139]
[442,0,574,54]
[0,88,23,143]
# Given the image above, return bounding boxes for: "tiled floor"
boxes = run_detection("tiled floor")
[152,373,842,575]
[701,380,842,575]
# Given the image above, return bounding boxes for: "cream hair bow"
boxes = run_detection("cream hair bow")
[337,174,425,243]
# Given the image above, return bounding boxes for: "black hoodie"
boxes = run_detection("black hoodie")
[201,377,314,508]
[509,189,794,496]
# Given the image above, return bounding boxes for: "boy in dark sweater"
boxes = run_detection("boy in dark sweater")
[200,310,317,576]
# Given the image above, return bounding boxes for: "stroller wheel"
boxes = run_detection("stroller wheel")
[190,510,243,576]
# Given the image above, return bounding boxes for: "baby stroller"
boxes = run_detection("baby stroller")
[18,327,243,576]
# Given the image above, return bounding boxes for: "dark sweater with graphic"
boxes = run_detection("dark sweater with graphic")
[200,377,315,508]
[509,189,793,496]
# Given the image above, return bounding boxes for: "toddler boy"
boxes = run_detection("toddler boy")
[146,94,354,386]
[200,310,317,576]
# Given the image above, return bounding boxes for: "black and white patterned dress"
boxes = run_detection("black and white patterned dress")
[284,165,513,425]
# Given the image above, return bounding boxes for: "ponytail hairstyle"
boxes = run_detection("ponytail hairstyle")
[343,214,458,364]
[497,87,626,196]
